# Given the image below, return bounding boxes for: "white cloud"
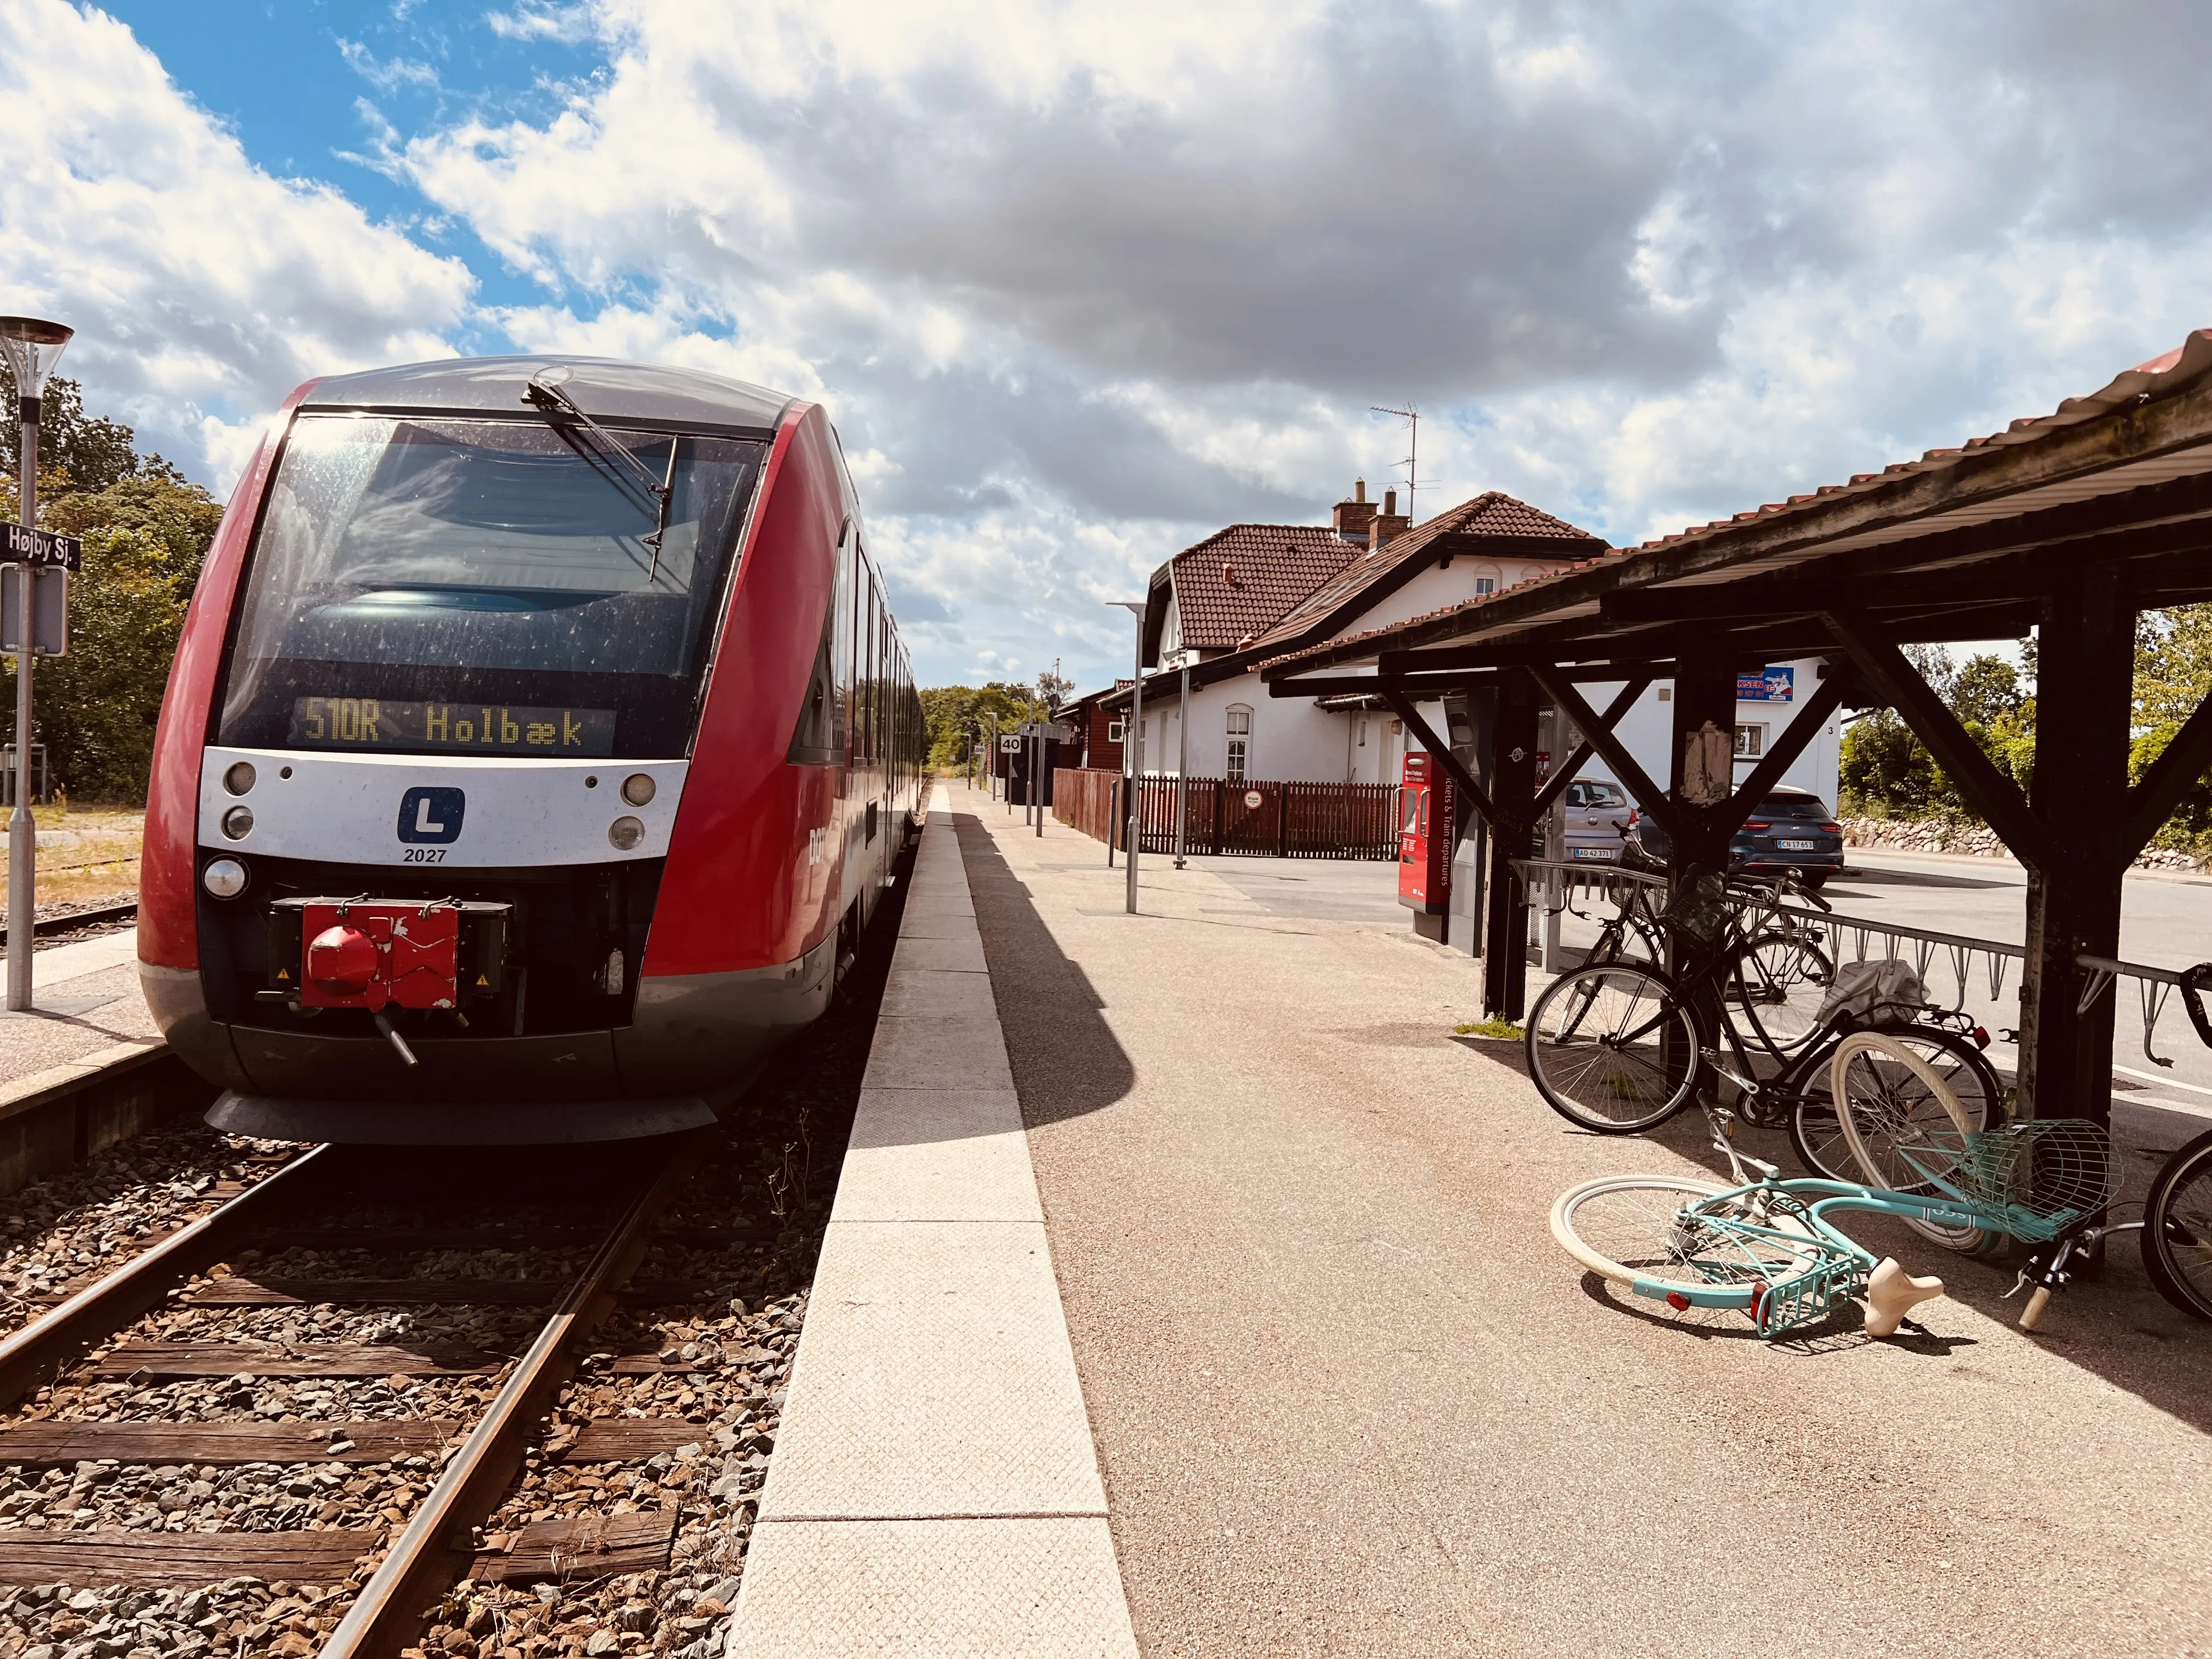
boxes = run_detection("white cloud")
[373,0,2212,684]
[14,0,2212,690]
[0,0,474,487]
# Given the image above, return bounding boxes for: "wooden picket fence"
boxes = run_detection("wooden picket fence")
[1052,769,1399,860]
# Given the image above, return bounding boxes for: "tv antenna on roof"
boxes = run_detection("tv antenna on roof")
[1370,403,1417,519]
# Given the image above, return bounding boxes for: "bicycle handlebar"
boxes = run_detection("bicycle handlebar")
[2184,963,2212,1050]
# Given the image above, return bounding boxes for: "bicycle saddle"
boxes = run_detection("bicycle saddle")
[1864,1257,1945,1338]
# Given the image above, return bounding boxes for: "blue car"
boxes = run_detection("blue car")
[1620,786,1846,888]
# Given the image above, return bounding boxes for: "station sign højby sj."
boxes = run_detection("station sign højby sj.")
[2,524,82,571]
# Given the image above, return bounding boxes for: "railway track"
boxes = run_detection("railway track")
[0,899,139,947]
[0,1128,811,1656]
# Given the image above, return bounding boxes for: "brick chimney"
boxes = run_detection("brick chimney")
[1367,487,1410,550]
[1333,477,1376,544]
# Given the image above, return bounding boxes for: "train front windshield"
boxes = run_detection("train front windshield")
[217,414,764,758]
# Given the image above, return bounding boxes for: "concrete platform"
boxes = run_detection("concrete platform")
[727,794,1137,1657]
[955,785,2212,1657]
[0,928,159,1085]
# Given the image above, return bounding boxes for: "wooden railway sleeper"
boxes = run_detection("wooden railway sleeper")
[320,1133,702,1659]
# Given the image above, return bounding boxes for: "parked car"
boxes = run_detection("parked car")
[1560,778,1632,862]
[1618,786,1846,887]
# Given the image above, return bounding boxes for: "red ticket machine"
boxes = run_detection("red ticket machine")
[1398,751,1452,914]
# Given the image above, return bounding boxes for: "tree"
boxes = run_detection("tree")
[2131,603,2212,851]
[1837,645,2033,819]
[0,381,220,802]
[921,681,1037,769]
[0,372,179,495]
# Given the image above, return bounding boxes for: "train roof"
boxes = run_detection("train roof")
[299,354,795,434]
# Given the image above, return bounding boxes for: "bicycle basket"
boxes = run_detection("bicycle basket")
[1899,1119,2124,1240]
[1751,1256,1865,1338]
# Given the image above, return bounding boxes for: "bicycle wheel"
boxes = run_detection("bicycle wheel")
[1729,932,1835,1060]
[1526,963,1700,1134]
[1551,1176,1822,1310]
[1827,1030,1984,1251]
[1790,1025,2000,1183]
[2142,1127,2212,1322]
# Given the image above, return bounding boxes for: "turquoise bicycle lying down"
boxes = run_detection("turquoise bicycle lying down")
[1550,1032,2125,1338]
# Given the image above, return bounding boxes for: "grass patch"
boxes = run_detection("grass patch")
[1453,1018,1525,1041]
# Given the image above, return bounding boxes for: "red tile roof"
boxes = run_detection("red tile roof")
[1249,490,1601,651]
[1165,524,1357,650]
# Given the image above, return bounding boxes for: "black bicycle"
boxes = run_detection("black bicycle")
[1526,873,2004,1246]
[2010,962,2212,1324]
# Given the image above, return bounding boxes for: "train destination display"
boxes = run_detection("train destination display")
[288,697,617,755]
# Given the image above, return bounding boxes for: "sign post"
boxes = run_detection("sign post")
[1109,603,1146,913]
[0,317,73,1013]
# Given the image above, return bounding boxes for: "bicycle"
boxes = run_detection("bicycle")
[1559,867,1837,1063]
[1523,874,2002,1232]
[2002,960,2212,1325]
[1550,1031,2126,1338]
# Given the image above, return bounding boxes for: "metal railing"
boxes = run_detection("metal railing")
[1511,857,2203,1073]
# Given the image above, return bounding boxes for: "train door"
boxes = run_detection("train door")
[1398,751,1451,915]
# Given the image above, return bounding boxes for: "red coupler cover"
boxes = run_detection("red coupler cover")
[298,901,461,1011]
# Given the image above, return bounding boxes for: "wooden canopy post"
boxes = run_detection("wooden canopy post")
[2017,566,2136,1129]
[1480,670,1542,1018]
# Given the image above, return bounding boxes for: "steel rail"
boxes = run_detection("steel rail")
[0,1142,333,1412]
[321,1136,700,1659]
[0,898,139,946]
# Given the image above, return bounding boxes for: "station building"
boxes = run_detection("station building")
[1078,482,1842,814]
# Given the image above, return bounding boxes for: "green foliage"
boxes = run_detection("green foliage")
[1839,610,2212,857]
[2132,604,2212,853]
[0,382,221,803]
[0,373,180,495]
[921,681,1039,768]
[1838,648,2034,820]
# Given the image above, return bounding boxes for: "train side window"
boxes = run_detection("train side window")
[786,602,839,766]
[833,527,856,755]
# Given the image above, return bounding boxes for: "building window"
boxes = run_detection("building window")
[1472,563,1502,597]
[1735,723,1766,759]
[1226,705,1252,736]
[1226,740,1248,781]
[1108,720,1125,743]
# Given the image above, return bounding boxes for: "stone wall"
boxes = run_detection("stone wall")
[1839,816,2207,873]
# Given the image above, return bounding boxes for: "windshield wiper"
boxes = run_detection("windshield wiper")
[522,373,675,576]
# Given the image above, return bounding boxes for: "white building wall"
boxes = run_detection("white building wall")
[1576,657,1842,806]
[1128,655,1840,809]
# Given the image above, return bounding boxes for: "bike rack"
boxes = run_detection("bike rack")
[1511,862,2201,1071]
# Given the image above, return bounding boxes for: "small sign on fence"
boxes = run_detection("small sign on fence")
[1243,789,1263,809]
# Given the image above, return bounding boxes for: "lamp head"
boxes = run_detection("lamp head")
[0,317,73,403]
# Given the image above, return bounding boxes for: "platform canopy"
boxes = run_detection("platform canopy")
[1260,330,2212,1121]
[1265,330,2212,689]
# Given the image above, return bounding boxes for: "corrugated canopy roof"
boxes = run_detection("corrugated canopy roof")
[1262,328,2212,680]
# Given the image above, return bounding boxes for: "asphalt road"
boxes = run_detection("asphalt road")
[956,793,2212,1657]
[1203,843,2212,1142]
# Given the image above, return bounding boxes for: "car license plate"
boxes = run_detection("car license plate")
[1570,847,1618,860]
[1777,838,1816,851]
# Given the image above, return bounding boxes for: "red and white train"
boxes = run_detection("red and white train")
[138,356,924,1142]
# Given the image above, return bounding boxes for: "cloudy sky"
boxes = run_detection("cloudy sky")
[2,0,2206,688]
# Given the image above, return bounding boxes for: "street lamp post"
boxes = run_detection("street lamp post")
[0,317,71,1013]
[1173,660,1190,869]
[1109,601,1146,914]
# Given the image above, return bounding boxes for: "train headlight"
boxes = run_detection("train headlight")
[608,816,645,850]
[222,761,256,795]
[201,857,248,899]
[221,805,255,840]
[621,772,656,806]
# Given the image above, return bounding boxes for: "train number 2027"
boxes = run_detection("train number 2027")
[402,847,448,863]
